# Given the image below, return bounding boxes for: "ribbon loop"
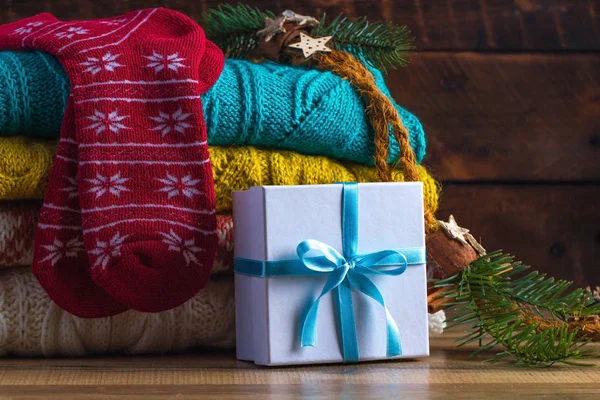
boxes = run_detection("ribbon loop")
[297,239,347,273]
[233,183,422,362]
[297,239,407,359]
[296,182,407,362]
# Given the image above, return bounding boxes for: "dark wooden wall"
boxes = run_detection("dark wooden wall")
[2,0,599,286]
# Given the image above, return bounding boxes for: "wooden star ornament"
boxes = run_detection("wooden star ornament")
[438,215,470,246]
[257,16,287,42]
[438,215,486,255]
[257,10,320,42]
[288,33,333,58]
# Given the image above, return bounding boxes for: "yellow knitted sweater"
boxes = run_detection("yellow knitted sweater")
[211,146,440,214]
[0,137,439,213]
[0,137,55,199]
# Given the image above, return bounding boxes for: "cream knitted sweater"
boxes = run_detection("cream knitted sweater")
[0,268,445,357]
[0,268,235,357]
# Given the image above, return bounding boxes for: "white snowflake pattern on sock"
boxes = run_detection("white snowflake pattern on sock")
[155,173,201,199]
[55,26,89,39]
[40,237,84,266]
[86,172,129,199]
[149,108,192,137]
[61,175,79,199]
[144,52,186,73]
[160,229,204,266]
[99,18,128,26]
[90,231,128,269]
[12,21,44,35]
[86,109,129,134]
[80,52,124,75]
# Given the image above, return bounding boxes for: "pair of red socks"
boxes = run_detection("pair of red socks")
[0,9,224,317]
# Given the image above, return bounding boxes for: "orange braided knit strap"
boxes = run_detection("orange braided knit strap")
[313,51,437,233]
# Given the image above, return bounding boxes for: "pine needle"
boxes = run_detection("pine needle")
[201,5,414,71]
[202,3,275,58]
[311,14,414,72]
[432,251,600,366]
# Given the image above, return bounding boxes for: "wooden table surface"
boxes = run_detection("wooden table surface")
[0,329,598,399]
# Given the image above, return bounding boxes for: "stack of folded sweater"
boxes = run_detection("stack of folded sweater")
[0,46,442,356]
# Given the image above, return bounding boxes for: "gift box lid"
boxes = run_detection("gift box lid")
[234,182,425,262]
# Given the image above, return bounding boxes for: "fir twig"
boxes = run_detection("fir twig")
[202,5,413,71]
[202,3,275,58]
[311,14,414,72]
[433,251,600,366]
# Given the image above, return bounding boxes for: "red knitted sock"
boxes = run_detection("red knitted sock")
[1,9,223,313]
[32,100,128,318]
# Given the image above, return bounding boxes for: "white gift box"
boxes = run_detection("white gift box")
[233,183,429,366]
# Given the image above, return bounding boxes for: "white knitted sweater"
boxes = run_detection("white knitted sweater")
[0,268,235,357]
[0,268,445,357]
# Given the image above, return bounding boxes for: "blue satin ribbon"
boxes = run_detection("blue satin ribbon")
[234,182,425,362]
[234,248,425,277]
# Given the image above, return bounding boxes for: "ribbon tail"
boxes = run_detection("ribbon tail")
[300,299,321,348]
[300,266,349,348]
[334,279,359,363]
[348,273,402,357]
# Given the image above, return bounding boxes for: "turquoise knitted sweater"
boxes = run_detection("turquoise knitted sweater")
[0,51,69,136]
[0,51,426,164]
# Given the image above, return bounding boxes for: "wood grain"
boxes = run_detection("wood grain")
[6,5,597,181]
[438,184,600,286]
[1,3,599,182]
[387,52,600,181]
[0,329,598,399]
[1,0,599,50]
[1,383,600,399]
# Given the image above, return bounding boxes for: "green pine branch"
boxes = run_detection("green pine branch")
[202,3,275,58]
[433,251,600,366]
[201,4,414,71]
[311,14,414,72]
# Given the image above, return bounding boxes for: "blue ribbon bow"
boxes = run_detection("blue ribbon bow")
[296,182,408,362]
[234,182,426,363]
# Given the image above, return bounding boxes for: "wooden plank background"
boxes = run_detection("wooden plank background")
[1,0,599,285]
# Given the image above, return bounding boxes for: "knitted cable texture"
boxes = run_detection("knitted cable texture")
[0,202,38,267]
[0,52,426,165]
[0,201,235,272]
[0,51,68,137]
[211,146,440,214]
[204,59,426,164]
[0,138,439,215]
[0,267,445,357]
[0,268,235,357]
[0,137,54,199]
